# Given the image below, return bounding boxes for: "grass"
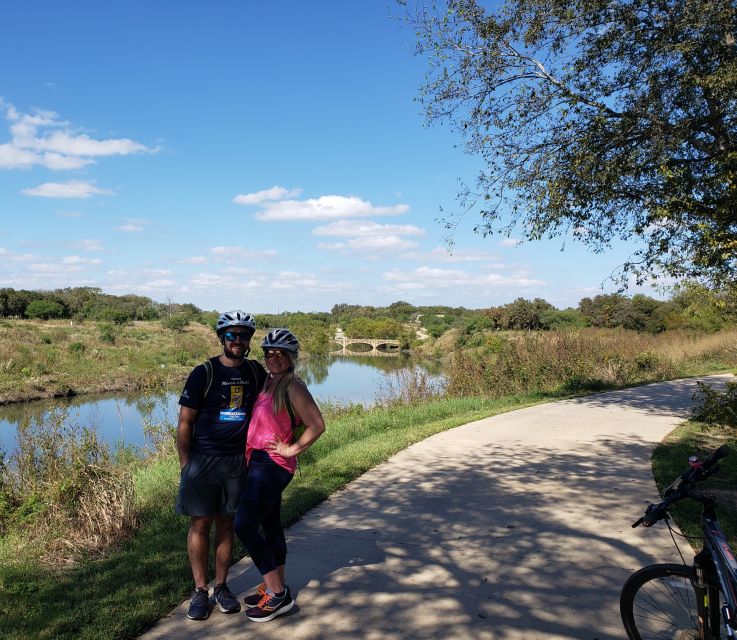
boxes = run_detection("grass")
[651,422,737,550]
[0,319,219,404]
[2,321,736,637]
[0,393,546,640]
[444,327,737,398]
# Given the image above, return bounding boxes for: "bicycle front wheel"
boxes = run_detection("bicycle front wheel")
[620,563,701,640]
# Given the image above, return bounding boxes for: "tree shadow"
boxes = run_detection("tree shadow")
[140,376,736,639]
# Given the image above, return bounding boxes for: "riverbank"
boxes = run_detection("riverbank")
[0,319,220,405]
[5,320,737,408]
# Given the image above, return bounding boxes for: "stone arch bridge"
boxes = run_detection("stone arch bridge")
[330,337,401,356]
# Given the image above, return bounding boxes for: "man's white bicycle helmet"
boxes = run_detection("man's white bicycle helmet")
[216,310,256,336]
[261,328,299,354]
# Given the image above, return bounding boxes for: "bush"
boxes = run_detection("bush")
[161,314,191,333]
[693,381,737,429]
[98,322,117,344]
[68,341,86,356]
[25,300,65,320]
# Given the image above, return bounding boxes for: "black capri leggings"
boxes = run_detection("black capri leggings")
[234,449,294,576]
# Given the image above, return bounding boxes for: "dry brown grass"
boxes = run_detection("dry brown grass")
[445,327,737,398]
[1,407,140,565]
[375,365,446,406]
[40,466,137,565]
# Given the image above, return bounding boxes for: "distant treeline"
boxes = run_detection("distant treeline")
[0,287,212,325]
[2,283,736,340]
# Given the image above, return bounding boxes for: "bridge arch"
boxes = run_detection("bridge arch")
[329,337,401,356]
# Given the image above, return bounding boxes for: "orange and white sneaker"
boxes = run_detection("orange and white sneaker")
[245,586,294,622]
[243,582,267,608]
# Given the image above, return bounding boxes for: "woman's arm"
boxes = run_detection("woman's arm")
[266,380,325,458]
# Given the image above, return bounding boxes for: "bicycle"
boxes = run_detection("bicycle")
[620,444,737,639]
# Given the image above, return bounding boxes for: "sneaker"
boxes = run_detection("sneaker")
[245,586,294,622]
[187,587,211,620]
[213,582,241,614]
[243,582,267,607]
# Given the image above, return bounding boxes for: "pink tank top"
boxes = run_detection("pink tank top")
[246,390,299,474]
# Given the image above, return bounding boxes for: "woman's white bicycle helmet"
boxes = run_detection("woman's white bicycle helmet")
[216,310,256,336]
[261,328,299,354]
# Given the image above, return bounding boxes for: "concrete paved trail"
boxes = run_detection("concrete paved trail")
[140,374,733,640]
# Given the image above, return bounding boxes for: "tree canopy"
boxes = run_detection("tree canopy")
[407,0,737,286]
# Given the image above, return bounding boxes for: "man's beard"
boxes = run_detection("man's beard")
[223,344,250,360]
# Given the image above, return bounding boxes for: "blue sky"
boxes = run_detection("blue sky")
[0,1,662,314]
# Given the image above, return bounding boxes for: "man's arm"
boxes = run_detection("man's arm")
[176,406,199,470]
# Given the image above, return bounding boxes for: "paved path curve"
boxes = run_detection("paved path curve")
[141,374,733,640]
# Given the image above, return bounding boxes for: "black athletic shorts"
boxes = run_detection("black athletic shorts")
[176,453,246,517]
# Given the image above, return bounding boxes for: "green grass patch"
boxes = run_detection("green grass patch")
[652,421,737,550]
[0,393,544,639]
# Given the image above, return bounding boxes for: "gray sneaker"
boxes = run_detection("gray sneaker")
[213,582,241,614]
[187,587,211,620]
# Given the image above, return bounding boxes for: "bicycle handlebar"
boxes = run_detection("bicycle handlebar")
[632,445,730,528]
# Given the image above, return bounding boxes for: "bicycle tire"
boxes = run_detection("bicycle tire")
[620,563,702,640]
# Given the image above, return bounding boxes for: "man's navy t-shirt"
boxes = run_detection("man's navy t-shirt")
[179,356,267,456]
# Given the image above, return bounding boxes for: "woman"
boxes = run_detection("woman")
[234,328,326,623]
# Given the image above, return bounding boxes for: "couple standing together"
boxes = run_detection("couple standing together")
[175,310,326,623]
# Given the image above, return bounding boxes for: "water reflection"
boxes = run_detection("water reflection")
[0,391,180,456]
[0,355,442,455]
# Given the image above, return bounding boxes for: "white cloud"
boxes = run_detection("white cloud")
[0,99,156,171]
[145,279,176,288]
[41,152,94,170]
[70,239,103,251]
[313,220,425,238]
[190,273,248,289]
[28,262,83,274]
[177,256,208,264]
[383,266,545,290]
[210,246,278,263]
[233,186,302,205]
[500,238,522,247]
[106,267,172,277]
[268,270,351,292]
[254,195,409,222]
[115,218,149,232]
[0,247,36,262]
[0,143,38,168]
[21,179,114,198]
[186,268,352,297]
[61,255,103,265]
[402,246,502,263]
[29,131,151,157]
[320,236,418,254]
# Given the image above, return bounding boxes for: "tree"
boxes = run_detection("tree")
[504,297,554,329]
[407,0,737,286]
[539,308,587,330]
[579,293,631,328]
[25,300,64,320]
[624,294,666,333]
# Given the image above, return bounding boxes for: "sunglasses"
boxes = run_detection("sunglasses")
[223,331,251,342]
[264,349,289,360]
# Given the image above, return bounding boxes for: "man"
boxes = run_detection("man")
[176,310,267,620]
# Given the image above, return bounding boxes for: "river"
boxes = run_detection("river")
[0,354,444,456]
